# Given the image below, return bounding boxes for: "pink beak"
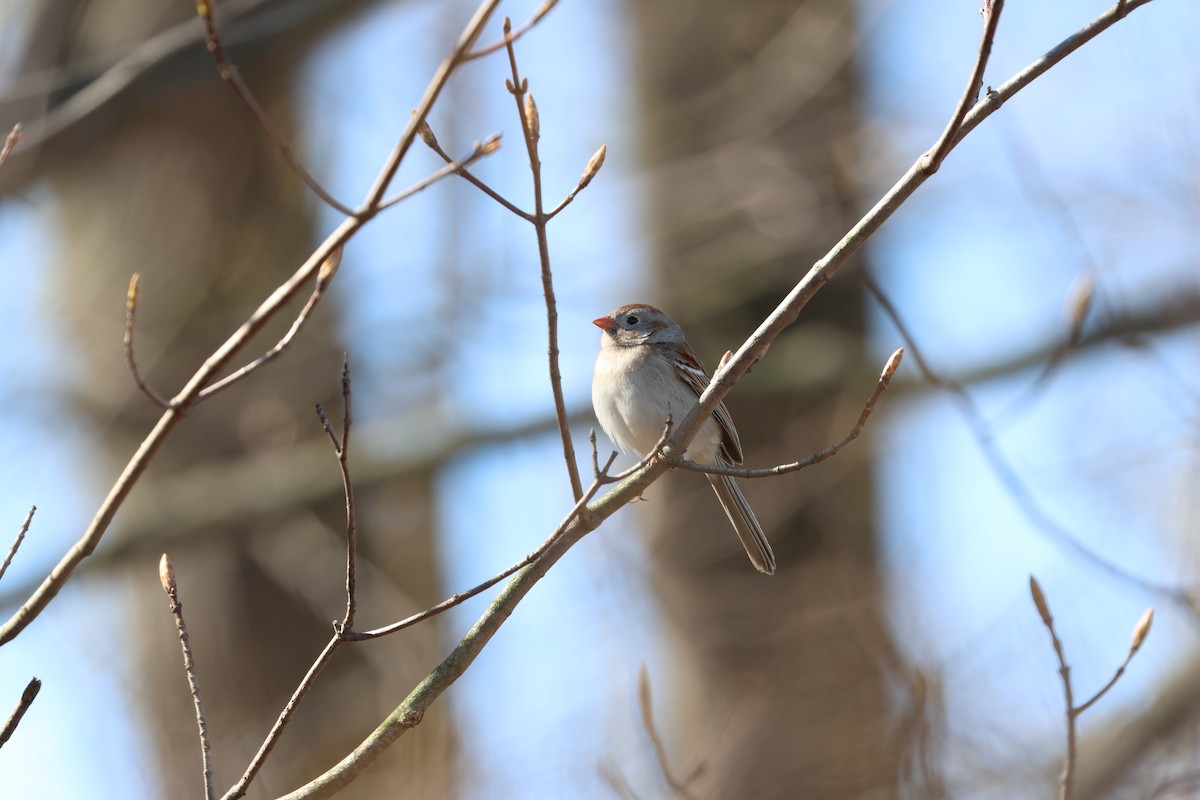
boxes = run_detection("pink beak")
[592,316,615,331]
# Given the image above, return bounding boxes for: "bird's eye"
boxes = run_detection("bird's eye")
[625,315,639,325]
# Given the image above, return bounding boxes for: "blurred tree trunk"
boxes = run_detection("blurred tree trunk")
[633,0,904,796]
[22,2,455,796]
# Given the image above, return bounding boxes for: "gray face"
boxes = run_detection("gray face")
[598,305,683,347]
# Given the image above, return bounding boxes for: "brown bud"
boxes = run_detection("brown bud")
[1130,607,1153,654]
[1065,273,1094,335]
[480,134,503,155]
[412,112,438,148]
[578,144,607,190]
[1029,575,1052,627]
[503,16,512,34]
[524,94,540,142]
[319,247,343,283]
[127,273,141,310]
[159,553,176,596]
[718,350,733,370]
[883,347,904,380]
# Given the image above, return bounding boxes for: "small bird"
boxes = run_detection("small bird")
[591,304,776,574]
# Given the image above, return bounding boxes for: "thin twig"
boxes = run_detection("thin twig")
[197,248,342,402]
[419,127,532,220]
[1030,577,1153,800]
[0,677,40,749]
[349,453,615,642]
[221,636,343,800]
[598,419,673,484]
[0,124,22,170]
[503,19,585,502]
[194,0,355,216]
[546,144,606,220]
[159,554,214,800]
[123,274,172,409]
[357,0,499,214]
[0,507,35,585]
[920,0,1004,173]
[462,0,559,61]
[376,134,503,212]
[639,666,700,800]
[675,348,903,478]
[316,358,358,634]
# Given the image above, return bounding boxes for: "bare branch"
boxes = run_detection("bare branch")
[462,0,560,62]
[123,274,172,409]
[317,358,358,635]
[0,507,35,585]
[376,134,503,212]
[666,0,1156,482]
[348,455,613,642]
[221,636,343,800]
[358,0,500,213]
[599,419,673,484]
[546,143,607,220]
[1032,576,1154,800]
[0,125,22,170]
[1030,576,1078,800]
[639,666,700,800]
[920,0,1004,173]
[197,248,341,402]
[0,677,40,750]
[193,0,355,216]
[502,18,586,502]
[159,554,214,800]
[418,123,533,220]
[675,348,902,478]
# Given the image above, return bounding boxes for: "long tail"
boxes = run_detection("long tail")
[707,474,776,575]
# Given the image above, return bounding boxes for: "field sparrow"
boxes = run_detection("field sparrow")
[591,304,776,575]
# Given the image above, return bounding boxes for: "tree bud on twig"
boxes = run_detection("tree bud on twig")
[412,112,438,149]
[1130,607,1153,654]
[127,273,141,311]
[318,247,343,284]
[475,134,503,157]
[1029,575,1052,627]
[1065,273,1094,335]
[578,144,607,190]
[159,553,176,597]
[524,94,540,142]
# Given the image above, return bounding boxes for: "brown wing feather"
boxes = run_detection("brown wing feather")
[669,347,744,465]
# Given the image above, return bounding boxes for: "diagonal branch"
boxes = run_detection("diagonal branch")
[0,677,41,750]
[194,0,355,216]
[664,0,1156,496]
[676,348,902,478]
[0,507,36,585]
[920,0,1004,173]
[0,0,502,648]
[462,0,560,62]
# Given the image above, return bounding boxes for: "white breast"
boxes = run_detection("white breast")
[592,342,723,463]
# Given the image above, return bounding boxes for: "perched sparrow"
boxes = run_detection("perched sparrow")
[591,304,776,575]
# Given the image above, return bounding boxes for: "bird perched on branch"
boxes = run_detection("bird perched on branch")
[591,304,775,574]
